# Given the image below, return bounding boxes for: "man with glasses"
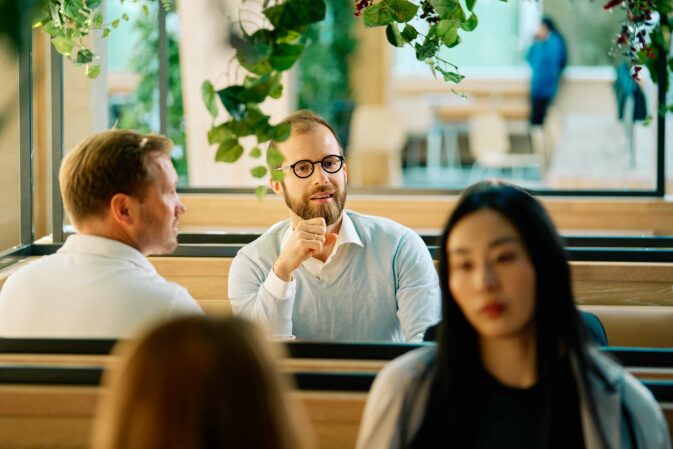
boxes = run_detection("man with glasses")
[228,110,440,342]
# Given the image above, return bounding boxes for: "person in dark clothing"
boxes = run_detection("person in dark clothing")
[355,180,670,449]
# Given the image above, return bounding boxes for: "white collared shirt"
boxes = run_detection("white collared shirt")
[0,234,202,338]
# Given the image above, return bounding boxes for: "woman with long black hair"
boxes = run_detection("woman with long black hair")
[356,180,669,449]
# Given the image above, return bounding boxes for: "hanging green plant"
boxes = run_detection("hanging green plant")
[201,0,328,199]
[202,0,483,198]
[31,0,169,79]
[204,0,671,192]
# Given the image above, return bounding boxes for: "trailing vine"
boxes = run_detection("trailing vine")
[31,0,169,79]
[605,0,673,113]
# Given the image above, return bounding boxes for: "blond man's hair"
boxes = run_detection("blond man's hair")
[267,110,342,168]
[59,129,172,226]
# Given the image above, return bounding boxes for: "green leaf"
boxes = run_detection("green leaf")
[428,0,462,20]
[87,0,103,8]
[93,12,103,27]
[269,81,283,99]
[264,0,326,32]
[201,80,219,119]
[32,17,52,29]
[122,13,129,21]
[241,74,280,103]
[386,24,406,47]
[86,64,101,79]
[76,48,94,64]
[266,146,285,169]
[217,86,247,120]
[401,24,419,42]
[255,185,268,201]
[207,124,234,145]
[111,19,120,28]
[436,19,459,46]
[247,107,273,140]
[142,4,149,16]
[250,147,262,158]
[271,170,285,182]
[383,0,419,23]
[271,123,292,142]
[465,0,476,11]
[251,166,268,178]
[233,29,273,76]
[447,34,461,48]
[435,66,464,83]
[461,13,478,32]
[362,3,394,27]
[275,29,303,44]
[102,28,111,38]
[415,34,439,61]
[270,43,305,71]
[51,36,74,55]
[216,139,244,163]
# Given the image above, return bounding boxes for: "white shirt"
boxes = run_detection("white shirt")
[0,234,202,338]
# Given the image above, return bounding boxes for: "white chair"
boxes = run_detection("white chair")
[468,111,539,181]
[347,105,406,186]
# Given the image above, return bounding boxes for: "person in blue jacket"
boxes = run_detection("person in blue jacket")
[526,17,567,125]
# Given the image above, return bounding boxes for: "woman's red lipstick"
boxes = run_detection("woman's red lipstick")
[481,303,506,318]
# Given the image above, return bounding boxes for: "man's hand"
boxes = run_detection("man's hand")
[273,218,330,281]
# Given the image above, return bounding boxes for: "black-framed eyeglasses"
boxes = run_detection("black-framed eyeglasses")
[275,155,345,179]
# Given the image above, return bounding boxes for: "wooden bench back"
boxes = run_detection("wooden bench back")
[179,195,673,235]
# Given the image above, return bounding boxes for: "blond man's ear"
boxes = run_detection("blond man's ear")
[109,193,135,226]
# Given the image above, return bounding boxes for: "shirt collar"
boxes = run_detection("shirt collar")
[280,210,364,250]
[58,234,157,274]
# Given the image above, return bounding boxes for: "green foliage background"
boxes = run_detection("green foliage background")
[115,9,188,184]
[297,0,357,146]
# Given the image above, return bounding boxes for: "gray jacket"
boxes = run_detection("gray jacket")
[356,346,671,449]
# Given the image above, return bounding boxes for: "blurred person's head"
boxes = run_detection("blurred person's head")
[92,315,308,449]
[438,180,581,373]
[59,129,186,255]
[269,110,347,227]
[535,16,560,40]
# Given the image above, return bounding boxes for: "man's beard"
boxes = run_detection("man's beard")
[283,185,347,226]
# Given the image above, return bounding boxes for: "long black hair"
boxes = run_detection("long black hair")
[405,180,607,448]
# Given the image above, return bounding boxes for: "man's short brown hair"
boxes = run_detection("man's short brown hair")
[59,129,172,225]
[268,110,342,168]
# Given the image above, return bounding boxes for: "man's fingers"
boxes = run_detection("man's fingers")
[298,231,325,244]
[303,240,323,255]
[296,223,327,236]
[302,217,327,227]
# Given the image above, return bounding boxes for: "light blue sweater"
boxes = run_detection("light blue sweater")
[228,210,441,341]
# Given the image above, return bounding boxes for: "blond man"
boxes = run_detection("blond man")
[0,130,202,338]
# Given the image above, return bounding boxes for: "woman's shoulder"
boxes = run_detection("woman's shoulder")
[374,345,436,391]
[588,348,671,448]
[355,346,436,449]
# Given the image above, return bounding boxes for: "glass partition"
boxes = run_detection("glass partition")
[387,0,658,192]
